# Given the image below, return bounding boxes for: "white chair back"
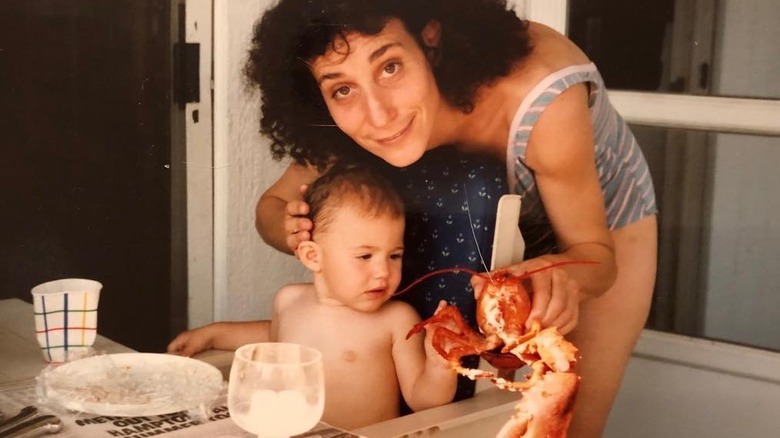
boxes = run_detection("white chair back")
[476,194,525,392]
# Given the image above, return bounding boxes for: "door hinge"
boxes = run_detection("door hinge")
[173,3,199,109]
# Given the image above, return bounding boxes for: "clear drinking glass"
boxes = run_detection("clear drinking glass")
[228,342,325,438]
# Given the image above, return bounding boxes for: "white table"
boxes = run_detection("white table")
[0,298,236,384]
[7,296,779,437]
[0,298,252,438]
[0,298,520,437]
[0,298,135,383]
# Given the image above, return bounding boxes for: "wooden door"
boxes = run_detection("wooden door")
[0,0,185,352]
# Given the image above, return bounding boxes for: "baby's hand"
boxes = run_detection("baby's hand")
[422,300,453,368]
[167,327,214,357]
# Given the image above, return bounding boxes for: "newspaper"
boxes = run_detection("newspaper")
[0,379,365,438]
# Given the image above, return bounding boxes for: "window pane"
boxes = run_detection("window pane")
[634,124,780,351]
[569,0,780,99]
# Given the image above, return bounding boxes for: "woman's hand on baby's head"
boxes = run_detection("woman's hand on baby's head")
[285,196,313,252]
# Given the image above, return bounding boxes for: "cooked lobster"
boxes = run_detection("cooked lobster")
[400,262,590,438]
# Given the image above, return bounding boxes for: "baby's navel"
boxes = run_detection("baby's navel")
[341,349,358,362]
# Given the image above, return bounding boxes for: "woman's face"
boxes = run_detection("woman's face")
[310,19,442,167]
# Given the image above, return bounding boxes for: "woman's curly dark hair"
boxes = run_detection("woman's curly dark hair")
[244,0,531,170]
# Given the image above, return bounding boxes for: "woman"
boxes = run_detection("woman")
[251,1,657,436]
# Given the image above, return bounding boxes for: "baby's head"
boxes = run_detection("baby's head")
[305,165,405,236]
[298,166,406,311]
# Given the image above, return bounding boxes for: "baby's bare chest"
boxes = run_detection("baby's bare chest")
[278,306,396,367]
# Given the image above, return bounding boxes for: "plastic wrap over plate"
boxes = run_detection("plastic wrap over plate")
[38,352,224,416]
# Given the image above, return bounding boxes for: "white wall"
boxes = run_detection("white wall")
[213,0,308,322]
[606,331,780,437]
[704,1,780,349]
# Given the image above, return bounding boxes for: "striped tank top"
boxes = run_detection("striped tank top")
[507,63,657,258]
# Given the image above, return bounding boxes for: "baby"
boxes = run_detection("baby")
[168,166,457,429]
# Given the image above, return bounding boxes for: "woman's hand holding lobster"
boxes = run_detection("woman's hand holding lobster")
[408,263,585,438]
[471,259,581,336]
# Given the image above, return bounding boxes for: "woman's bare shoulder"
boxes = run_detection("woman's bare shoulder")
[523,21,591,73]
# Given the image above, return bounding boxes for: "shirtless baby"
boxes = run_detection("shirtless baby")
[168,166,457,429]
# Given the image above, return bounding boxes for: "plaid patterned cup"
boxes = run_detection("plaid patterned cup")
[31,278,102,362]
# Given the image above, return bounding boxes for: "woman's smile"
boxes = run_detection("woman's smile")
[374,116,414,145]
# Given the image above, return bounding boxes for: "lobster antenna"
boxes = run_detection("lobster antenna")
[463,182,495,286]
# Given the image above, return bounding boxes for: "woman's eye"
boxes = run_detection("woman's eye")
[357,254,372,260]
[332,85,351,99]
[382,61,399,76]
[390,253,403,260]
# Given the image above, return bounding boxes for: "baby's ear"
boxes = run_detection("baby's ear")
[297,241,322,272]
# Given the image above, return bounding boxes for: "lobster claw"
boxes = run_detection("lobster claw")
[398,262,591,438]
[480,350,526,372]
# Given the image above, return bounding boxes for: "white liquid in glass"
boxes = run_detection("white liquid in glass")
[232,389,324,437]
[228,343,324,438]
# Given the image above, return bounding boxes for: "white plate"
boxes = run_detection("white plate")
[40,352,224,416]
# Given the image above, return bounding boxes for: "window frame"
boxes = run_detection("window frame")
[519,0,780,135]
[524,0,780,354]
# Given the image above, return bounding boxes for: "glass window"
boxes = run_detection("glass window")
[633,124,780,351]
[569,0,780,99]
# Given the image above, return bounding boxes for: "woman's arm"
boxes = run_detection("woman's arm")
[255,162,320,254]
[476,83,617,335]
[526,82,617,296]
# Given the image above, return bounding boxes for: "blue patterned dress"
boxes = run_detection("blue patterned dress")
[382,145,507,402]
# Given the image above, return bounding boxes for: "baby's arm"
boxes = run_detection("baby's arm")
[168,283,299,357]
[390,301,457,411]
[167,320,271,357]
